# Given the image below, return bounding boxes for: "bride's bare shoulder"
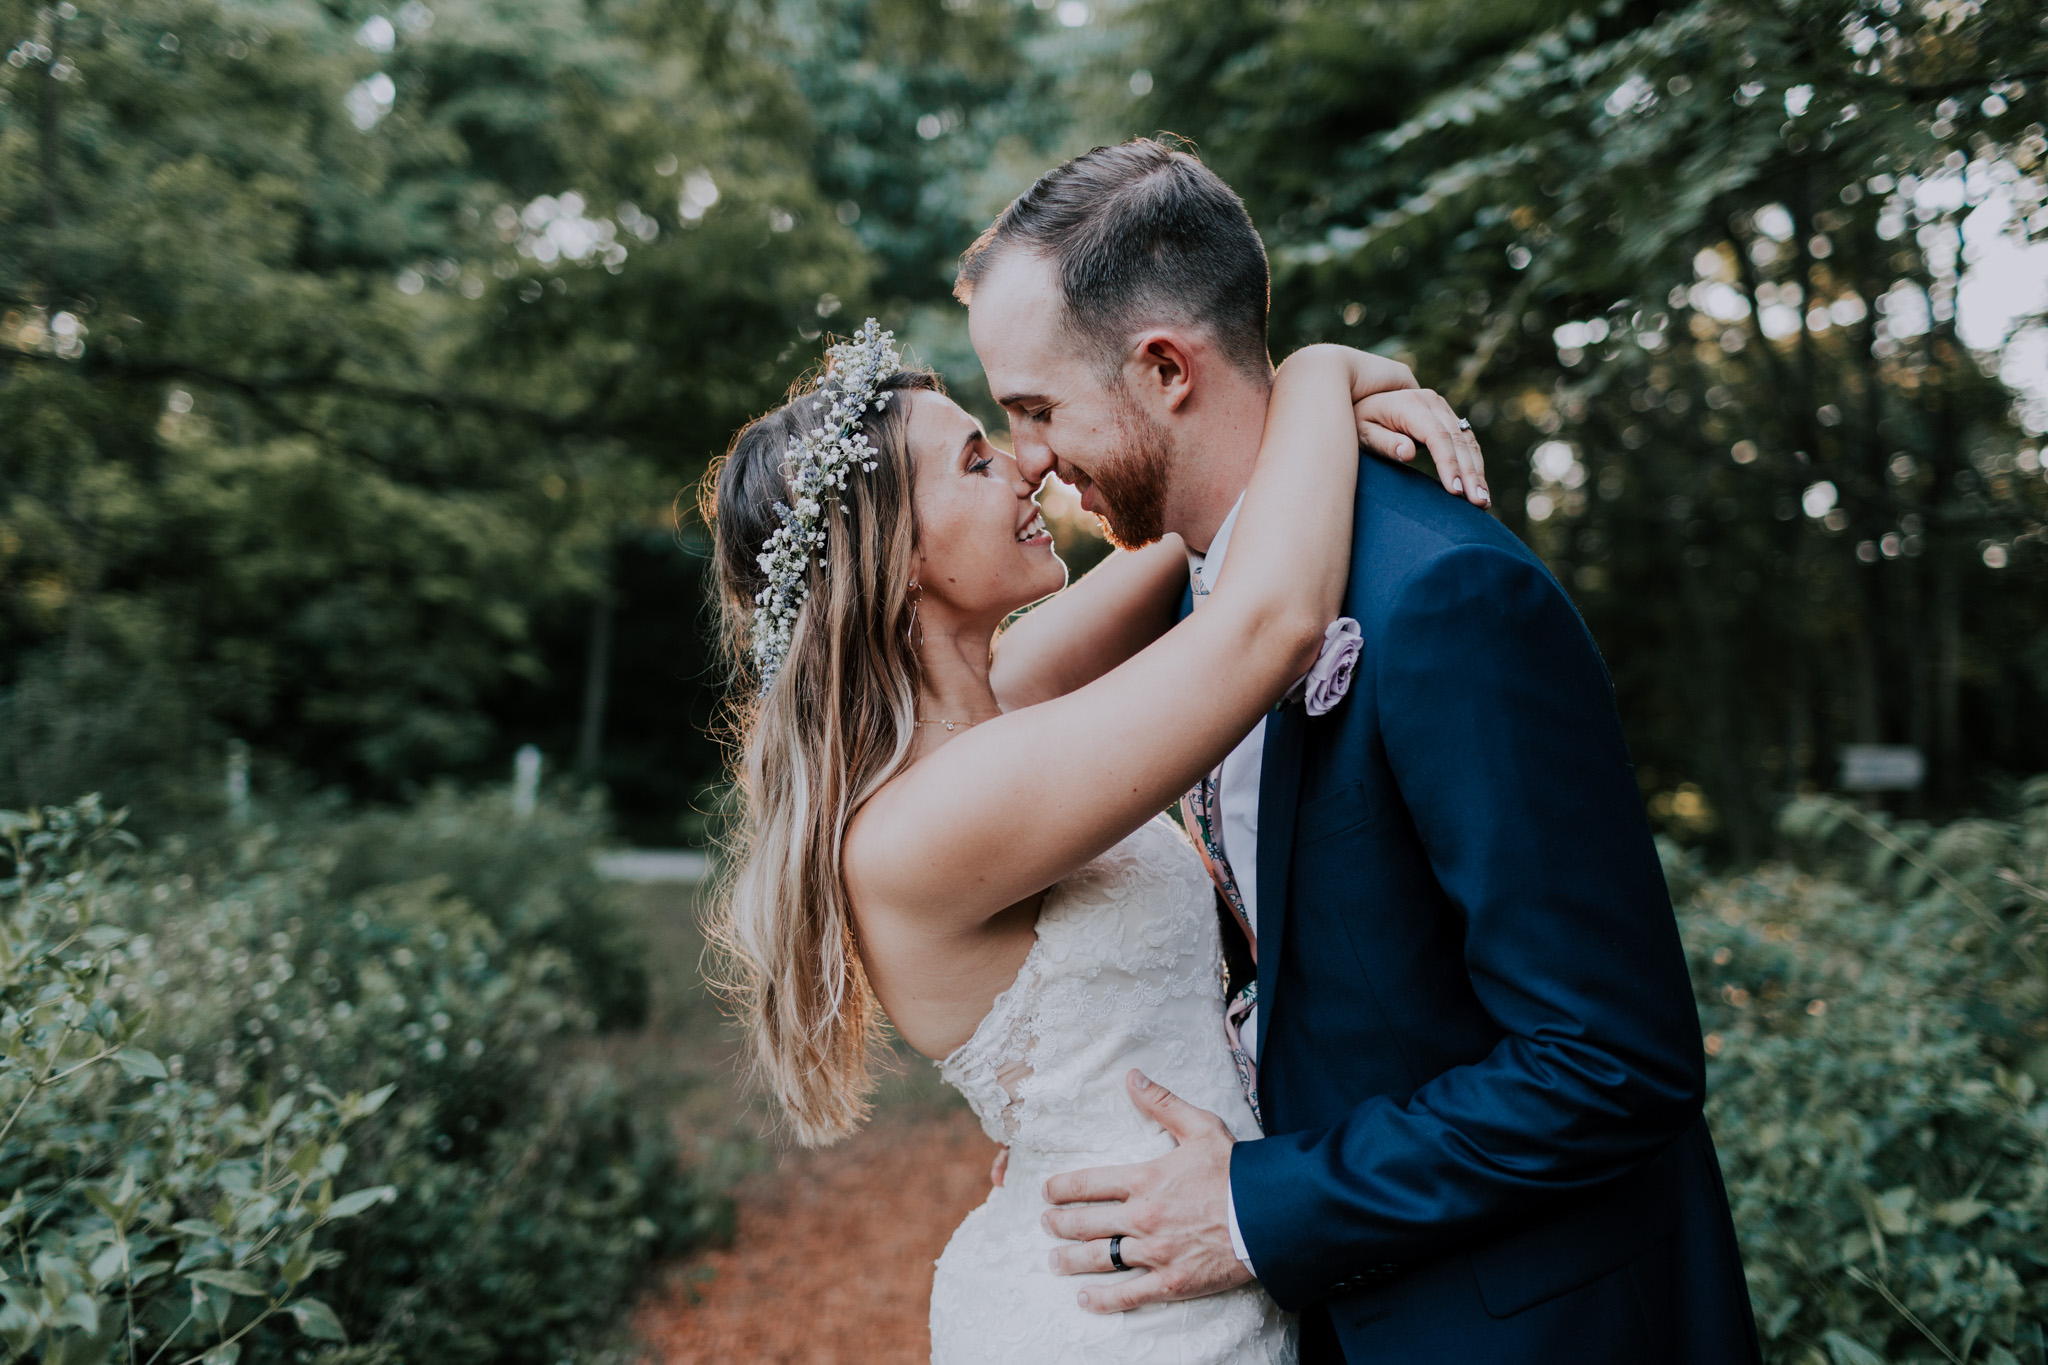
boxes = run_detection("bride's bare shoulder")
[841,742,952,910]
[843,702,1069,926]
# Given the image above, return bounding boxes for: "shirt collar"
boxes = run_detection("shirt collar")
[1186,494,1247,596]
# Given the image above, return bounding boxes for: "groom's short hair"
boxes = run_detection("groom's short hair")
[954,138,1270,381]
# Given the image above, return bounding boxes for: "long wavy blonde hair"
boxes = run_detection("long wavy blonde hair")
[701,364,944,1146]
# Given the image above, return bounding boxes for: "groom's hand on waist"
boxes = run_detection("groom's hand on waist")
[1040,1069,1251,1313]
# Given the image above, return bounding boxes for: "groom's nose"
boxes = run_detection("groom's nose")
[1010,432,1055,486]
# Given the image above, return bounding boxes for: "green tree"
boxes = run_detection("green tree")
[0,0,867,822]
[1116,0,2048,852]
[780,0,1070,312]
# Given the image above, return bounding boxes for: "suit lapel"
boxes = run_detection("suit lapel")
[1253,705,1305,1069]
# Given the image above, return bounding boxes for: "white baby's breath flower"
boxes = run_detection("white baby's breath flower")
[749,319,901,693]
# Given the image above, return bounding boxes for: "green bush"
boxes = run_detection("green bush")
[314,786,650,1031]
[1683,782,2048,1364]
[0,797,395,1365]
[3,793,727,1365]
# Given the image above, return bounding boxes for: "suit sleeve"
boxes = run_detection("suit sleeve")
[1229,542,1705,1310]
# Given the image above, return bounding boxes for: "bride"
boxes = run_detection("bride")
[703,321,1477,1363]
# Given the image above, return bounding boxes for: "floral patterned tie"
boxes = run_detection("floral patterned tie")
[1180,563,1263,1127]
[1181,773,1262,1127]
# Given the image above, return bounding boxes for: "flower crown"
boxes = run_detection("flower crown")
[751,318,903,695]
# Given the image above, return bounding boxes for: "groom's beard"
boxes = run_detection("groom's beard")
[1088,395,1175,550]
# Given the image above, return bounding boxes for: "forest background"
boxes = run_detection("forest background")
[3,1,2048,1363]
[5,0,2044,850]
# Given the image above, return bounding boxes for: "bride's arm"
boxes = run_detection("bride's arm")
[984,354,1487,713]
[847,344,1368,927]
[987,538,1187,712]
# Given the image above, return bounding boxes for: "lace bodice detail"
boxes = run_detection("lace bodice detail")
[927,815,1291,1363]
[939,815,1262,1161]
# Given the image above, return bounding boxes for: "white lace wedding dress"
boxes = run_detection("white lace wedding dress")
[929,815,1296,1363]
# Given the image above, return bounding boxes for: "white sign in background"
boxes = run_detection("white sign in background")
[1839,744,1927,792]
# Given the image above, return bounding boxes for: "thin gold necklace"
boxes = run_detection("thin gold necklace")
[915,715,991,732]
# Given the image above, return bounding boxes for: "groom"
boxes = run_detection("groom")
[958,139,1760,1362]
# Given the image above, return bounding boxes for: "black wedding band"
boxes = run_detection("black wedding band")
[1108,1234,1131,1272]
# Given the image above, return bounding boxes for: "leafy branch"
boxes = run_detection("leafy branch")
[0,799,395,1364]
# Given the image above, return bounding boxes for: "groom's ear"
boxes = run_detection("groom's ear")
[1128,332,1198,415]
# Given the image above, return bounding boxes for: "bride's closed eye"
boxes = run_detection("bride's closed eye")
[969,456,995,475]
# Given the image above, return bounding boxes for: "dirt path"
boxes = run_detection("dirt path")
[634,1109,996,1364]
[606,881,998,1363]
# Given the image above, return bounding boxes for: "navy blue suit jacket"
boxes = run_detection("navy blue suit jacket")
[1222,457,1759,1363]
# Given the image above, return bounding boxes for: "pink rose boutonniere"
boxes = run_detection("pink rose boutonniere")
[1291,617,1363,716]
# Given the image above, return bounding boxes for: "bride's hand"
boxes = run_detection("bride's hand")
[1354,384,1490,507]
[1275,345,1489,508]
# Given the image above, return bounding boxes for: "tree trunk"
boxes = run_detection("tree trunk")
[1679,559,1758,861]
[1935,554,1962,807]
[576,595,614,776]
[1850,605,1883,744]
[1786,646,1813,796]
[40,10,64,230]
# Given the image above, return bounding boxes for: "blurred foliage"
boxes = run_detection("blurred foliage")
[9,0,2048,847]
[2,792,723,1363]
[1673,778,2048,1363]
[312,783,649,1028]
[0,0,1084,840]
[0,0,866,829]
[0,797,395,1364]
[1116,0,2048,854]
[781,0,1070,314]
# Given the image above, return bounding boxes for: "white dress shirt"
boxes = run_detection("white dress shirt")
[1185,495,1265,988]
[1186,495,1262,1272]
